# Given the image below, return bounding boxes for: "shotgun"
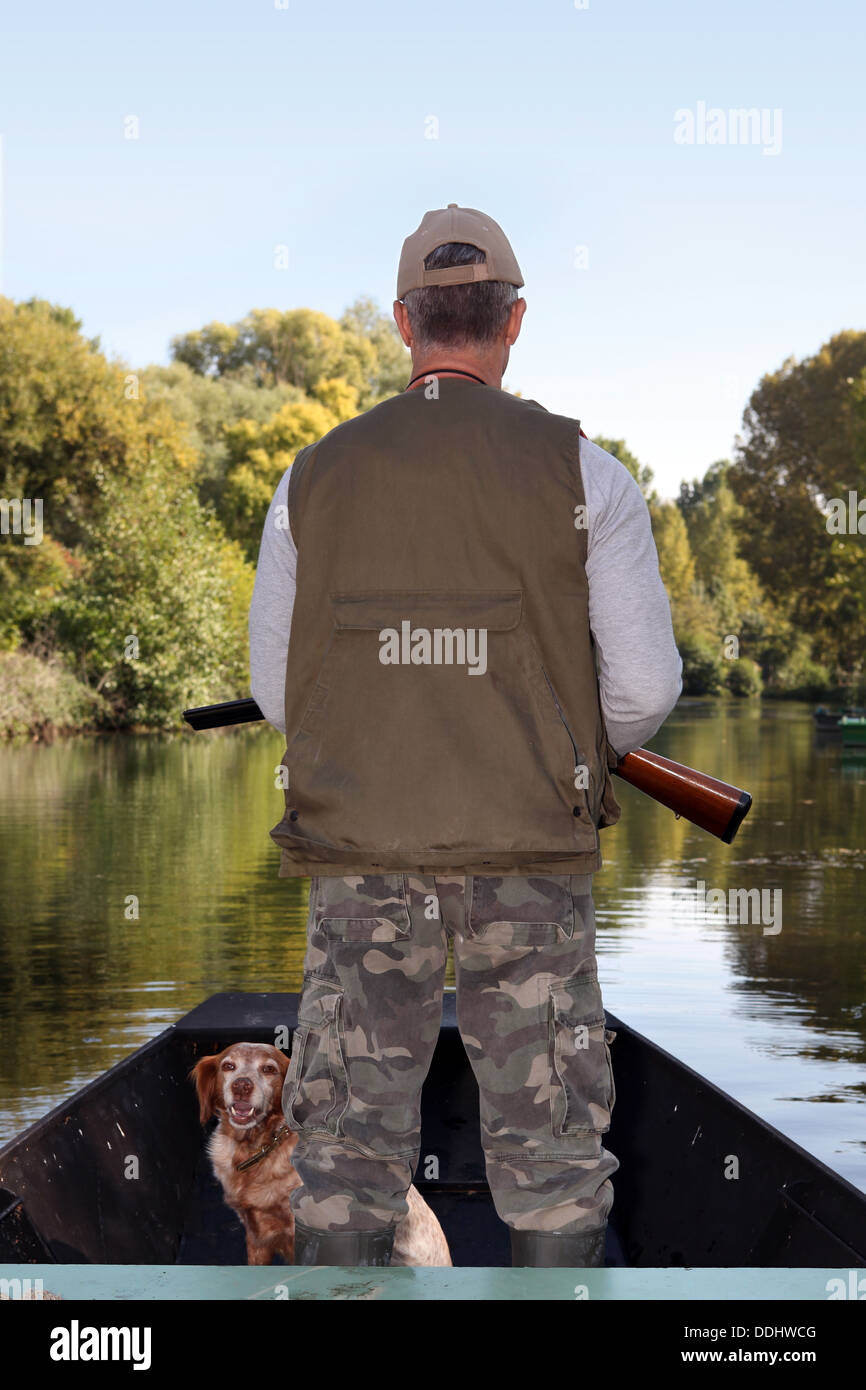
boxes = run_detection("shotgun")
[183,697,752,844]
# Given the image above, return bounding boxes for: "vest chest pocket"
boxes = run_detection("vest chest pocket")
[313,874,412,941]
[283,980,349,1136]
[548,971,616,1137]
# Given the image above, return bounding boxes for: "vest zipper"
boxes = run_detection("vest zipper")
[541,666,592,818]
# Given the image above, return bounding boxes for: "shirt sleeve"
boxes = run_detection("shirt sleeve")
[580,437,683,757]
[248,466,296,734]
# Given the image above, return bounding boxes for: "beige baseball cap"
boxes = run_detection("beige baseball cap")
[396,203,524,300]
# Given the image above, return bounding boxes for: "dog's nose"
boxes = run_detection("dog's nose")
[231,1077,254,1097]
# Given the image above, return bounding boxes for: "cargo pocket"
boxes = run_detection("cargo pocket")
[465,874,575,946]
[548,970,615,1136]
[283,980,349,1136]
[314,874,412,941]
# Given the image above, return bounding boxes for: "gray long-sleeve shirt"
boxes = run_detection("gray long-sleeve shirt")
[248,434,682,757]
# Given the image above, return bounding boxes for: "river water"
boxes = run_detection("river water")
[0,699,864,1190]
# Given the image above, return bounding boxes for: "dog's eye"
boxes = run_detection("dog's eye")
[262,1065,276,1074]
[221,1062,236,1071]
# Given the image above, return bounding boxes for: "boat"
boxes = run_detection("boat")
[1,991,864,1270]
[813,705,866,730]
[839,715,866,747]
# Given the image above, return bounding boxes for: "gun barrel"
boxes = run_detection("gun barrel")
[183,697,263,730]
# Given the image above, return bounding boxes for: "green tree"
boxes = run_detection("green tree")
[726,658,763,697]
[679,462,767,635]
[220,397,348,560]
[0,296,196,542]
[0,296,198,654]
[0,537,78,652]
[170,300,407,409]
[648,499,695,607]
[138,360,306,507]
[677,635,725,695]
[53,462,254,728]
[339,296,409,403]
[648,497,720,650]
[729,330,866,675]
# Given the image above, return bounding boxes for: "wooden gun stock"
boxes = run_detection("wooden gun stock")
[612,747,751,845]
[183,698,752,844]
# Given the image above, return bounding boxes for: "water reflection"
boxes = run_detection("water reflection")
[593,700,865,1187]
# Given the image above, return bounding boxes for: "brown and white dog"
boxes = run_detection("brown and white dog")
[191,1042,452,1267]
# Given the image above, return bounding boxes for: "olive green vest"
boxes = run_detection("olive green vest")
[271,376,621,876]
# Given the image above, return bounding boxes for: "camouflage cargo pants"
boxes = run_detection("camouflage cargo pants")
[282,872,618,1236]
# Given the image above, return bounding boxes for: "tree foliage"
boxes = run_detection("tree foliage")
[137,360,306,505]
[2,295,863,732]
[221,395,348,560]
[0,296,196,544]
[170,298,408,408]
[52,463,253,728]
[729,331,866,672]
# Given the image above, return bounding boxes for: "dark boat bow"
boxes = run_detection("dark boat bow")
[0,993,864,1269]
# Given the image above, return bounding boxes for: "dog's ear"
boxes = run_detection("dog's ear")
[189,1053,221,1125]
[274,1048,290,1083]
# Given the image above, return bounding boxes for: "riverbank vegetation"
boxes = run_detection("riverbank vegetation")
[1,293,864,735]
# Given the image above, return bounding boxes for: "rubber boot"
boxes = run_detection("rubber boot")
[510,1224,607,1268]
[293,1220,395,1266]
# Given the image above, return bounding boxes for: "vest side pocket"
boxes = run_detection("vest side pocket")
[291,635,336,740]
[283,980,349,1137]
[535,656,596,826]
[548,970,615,1137]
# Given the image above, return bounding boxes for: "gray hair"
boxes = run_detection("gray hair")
[402,243,518,354]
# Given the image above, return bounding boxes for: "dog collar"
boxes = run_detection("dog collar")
[235,1121,290,1172]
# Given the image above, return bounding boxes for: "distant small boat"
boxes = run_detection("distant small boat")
[813,705,866,730]
[1,992,865,1269]
[839,715,866,747]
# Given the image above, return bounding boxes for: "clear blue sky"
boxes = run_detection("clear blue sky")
[1,0,863,497]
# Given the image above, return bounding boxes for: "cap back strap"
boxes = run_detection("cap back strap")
[421,263,492,287]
